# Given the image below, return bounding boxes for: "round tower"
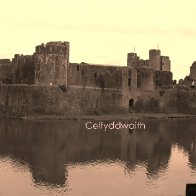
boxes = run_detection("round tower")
[34,41,69,87]
[127,53,139,67]
[149,49,161,70]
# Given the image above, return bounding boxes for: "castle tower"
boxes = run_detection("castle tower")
[34,41,69,86]
[12,54,35,84]
[160,56,171,72]
[190,61,196,80]
[127,53,139,67]
[149,49,161,70]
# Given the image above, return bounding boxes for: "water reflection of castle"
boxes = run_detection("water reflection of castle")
[0,119,195,186]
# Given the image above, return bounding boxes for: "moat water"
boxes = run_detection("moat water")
[0,118,195,196]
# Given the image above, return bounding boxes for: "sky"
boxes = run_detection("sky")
[1,0,196,80]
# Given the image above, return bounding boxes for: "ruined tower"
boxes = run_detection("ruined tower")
[127,53,139,67]
[34,41,69,86]
[160,56,171,72]
[190,61,196,80]
[149,49,161,70]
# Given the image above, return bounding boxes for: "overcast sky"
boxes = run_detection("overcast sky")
[1,0,196,80]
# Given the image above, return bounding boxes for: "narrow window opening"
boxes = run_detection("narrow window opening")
[128,77,131,86]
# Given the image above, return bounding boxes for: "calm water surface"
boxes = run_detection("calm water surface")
[0,118,195,196]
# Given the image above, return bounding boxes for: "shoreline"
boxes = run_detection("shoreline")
[1,113,196,121]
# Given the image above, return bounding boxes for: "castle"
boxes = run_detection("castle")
[0,41,195,116]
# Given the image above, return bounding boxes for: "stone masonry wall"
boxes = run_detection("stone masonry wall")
[137,68,154,90]
[122,67,137,91]
[161,56,170,72]
[12,54,35,84]
[69,63,122,89]
[189,89,196,114]
[121,89,192,114]
[149,49,161,70]
[0,85,194,117]
[35,42,69,86]
[190,62,196,80]
[0,59,12,84]
[0,65,12,84]
[0,85,124,117]
[127,53,139,67]
[154,71,173,90]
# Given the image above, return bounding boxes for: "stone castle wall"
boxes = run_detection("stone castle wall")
[154,71,173,89]
[0,42,173,92]
[0,85,194,116]
[0,65,12,83]
[137,68,154,90]
[1,41,195,117]
[121,88,193,114]
[0,59,12,84]
[69,63,122,89]
[0,59,11,64]
[12,54,35,84]
[121,67,137,91]
[0,85,124,116]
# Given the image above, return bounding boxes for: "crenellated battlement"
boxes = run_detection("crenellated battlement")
[0,59,11,65]
[149,49,161,55]
[12,54,34,65]
[127,49,171,72]
[35,41,69,56]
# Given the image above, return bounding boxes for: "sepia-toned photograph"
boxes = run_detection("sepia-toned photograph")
[0,0,196,195]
